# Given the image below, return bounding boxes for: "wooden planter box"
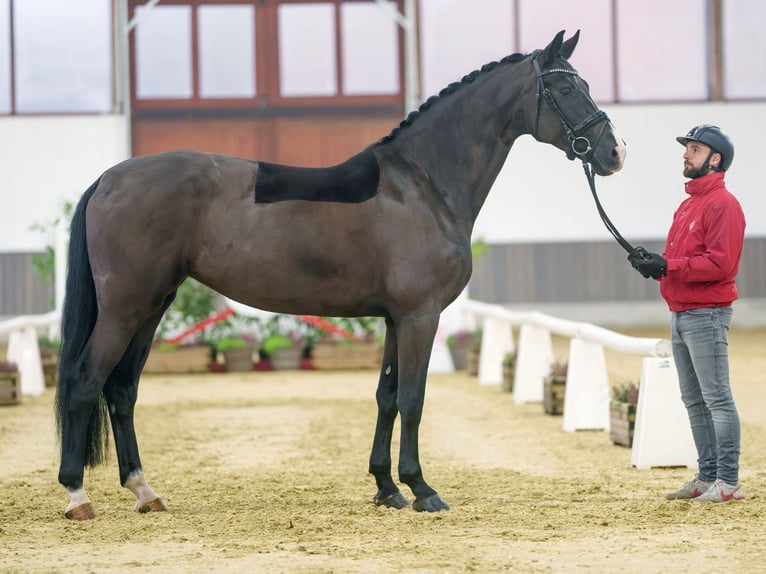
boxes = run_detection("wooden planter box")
[0,372,21,405]
[42,355,58,388]
[501,362,514,393]
[610,401,637,447]
[447,341,472,370]
[143,345,212,374]
[269,345,303,370]
[467,348,479,376]
[543,375,566,415]
[312,341,382,370]
[222,346,255,372]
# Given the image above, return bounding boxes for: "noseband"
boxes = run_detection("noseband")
[531,51,609,161]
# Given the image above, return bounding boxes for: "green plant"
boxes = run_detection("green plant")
[29,201,74,286]
[447,329,480,347]
[154,279,219,343]
[502,350,517,367]
[216,335,252,353]
[612,381,639,404]
[315,317,384,344]
[548,360,568,377]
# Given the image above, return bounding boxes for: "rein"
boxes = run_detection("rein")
[531,51,635,254]
[582,162,635,253]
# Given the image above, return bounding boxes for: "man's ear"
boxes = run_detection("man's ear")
[711,152,722,169]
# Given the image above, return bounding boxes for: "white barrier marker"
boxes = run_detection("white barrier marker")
[477,316,514,385]
[7,326,45,396]
[513,323,553,404]
[562,338,610,432]
[631,357,697,469]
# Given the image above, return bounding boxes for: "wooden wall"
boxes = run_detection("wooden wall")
[132,115,401,166]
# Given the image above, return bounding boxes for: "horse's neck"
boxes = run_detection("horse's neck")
[385,81,527,226]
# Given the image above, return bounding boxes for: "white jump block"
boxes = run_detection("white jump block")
[6,327,45,396]
[631,357,697,469]
[513,323,553,404]
[477,316,514,385]
[562,338,610,432]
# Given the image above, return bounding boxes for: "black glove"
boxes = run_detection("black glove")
[628,247,667,279]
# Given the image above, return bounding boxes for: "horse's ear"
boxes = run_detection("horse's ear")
[541,30,566,67]
[559,30,580,60]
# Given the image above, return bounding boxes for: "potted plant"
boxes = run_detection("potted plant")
[543,360,567,415]
[0,360,21,405]
[610,381,639,447]
[259,315,306,371]
[501,350,517,393]
[215,334,257,372]
[446,329,480,371]
[311,317,384,370]
[466,329,483,376]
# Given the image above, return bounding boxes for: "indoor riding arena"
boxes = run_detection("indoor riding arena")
[2,1,766,573]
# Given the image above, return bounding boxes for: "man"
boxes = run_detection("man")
[628,125,746,502]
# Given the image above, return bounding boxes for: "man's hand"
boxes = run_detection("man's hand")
[628,247,667,279]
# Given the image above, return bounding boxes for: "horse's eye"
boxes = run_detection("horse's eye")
[560,86,572,96]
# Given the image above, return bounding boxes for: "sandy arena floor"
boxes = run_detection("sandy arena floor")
[1,327,765,573]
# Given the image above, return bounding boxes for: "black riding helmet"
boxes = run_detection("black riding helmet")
[676,124,734,171]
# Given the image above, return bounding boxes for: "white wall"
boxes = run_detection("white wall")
[0,115,128,252]
[475,102,766,244]
[0,103,762,253]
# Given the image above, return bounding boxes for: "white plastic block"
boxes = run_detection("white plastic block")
[631,357,697,469]
[562,338,610,432]
[477,316,514,385]
[513,323,553,404]
[7,326,45,396]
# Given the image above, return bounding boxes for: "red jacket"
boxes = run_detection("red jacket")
[660,171,746,312]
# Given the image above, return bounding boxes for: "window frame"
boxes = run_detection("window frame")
[128,0,407,114]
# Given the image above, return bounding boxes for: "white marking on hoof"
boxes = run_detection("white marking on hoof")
[125,470,162,512]
[65,487,91,514]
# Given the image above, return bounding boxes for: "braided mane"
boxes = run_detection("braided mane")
[374,52,528,146]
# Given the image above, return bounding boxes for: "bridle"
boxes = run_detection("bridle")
[531,50,609,161]
[531,50,636,253]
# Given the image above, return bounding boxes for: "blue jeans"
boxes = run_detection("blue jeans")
[671,307,740,485]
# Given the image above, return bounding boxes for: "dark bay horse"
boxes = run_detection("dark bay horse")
[55,30,625,519]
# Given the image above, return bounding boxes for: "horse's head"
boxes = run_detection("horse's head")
[526,30,626,176]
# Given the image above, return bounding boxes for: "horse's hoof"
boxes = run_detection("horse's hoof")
[413,494,450,512]
[137,497,167,514]
[64,502,96,520]
[374,491,411,509]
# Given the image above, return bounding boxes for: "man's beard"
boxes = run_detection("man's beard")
[684,164,709,179]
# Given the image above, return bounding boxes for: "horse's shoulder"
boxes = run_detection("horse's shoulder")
[254,150,380,204]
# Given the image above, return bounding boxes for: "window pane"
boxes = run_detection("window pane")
[199,5,256,98]
[419,0,514,100]
[135,5,192,99]
[14,0,112,113]
[279,3,337,97]
[616,0,707,101]
[518,0,614,103]
[0,0,9,113]
[341,2,399,96]
[723,0,766,99]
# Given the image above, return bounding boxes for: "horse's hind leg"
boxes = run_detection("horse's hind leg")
[102,303,173,514]
[369,318,410,509]
[58,320,136,519]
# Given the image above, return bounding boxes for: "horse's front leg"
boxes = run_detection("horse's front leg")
[396,313,450,512]
[369,319,410,509]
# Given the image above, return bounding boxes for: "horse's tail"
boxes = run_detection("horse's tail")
[55,176,110,468]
